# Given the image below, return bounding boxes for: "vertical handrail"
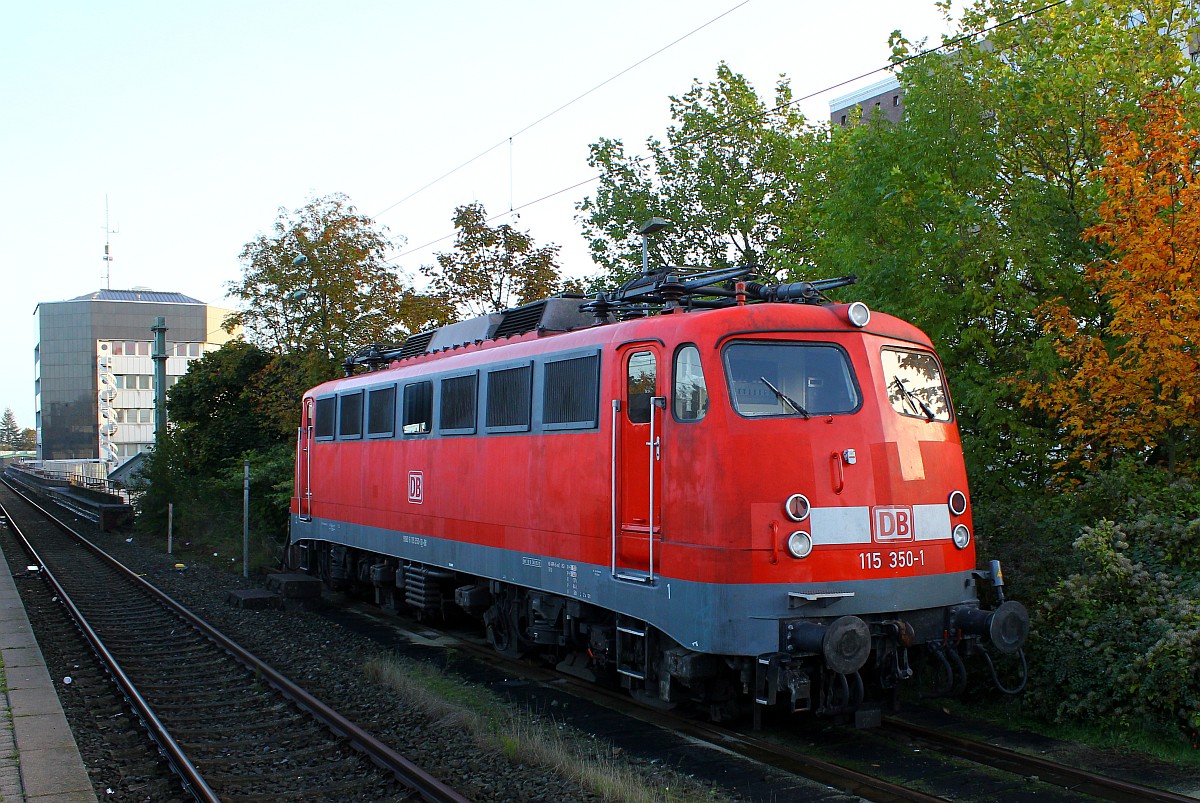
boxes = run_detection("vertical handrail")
[295,426,303,516]
[303,425,313,519]
[830,451,845,495]
[300,398,314,521]
[610,400,620,577]
[647,396,665,582]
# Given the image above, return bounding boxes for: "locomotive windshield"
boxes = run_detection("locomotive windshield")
[881,347,952,422]
[723,342,859,417]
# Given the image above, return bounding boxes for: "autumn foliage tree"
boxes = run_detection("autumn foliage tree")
[225,193,434,364]
[1025,91,1200,472]
[423,202,567,317]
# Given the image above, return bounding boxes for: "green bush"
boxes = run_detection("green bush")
[1022,469,1200,743]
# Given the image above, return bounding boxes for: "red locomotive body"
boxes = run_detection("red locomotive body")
[290,272,1027,719]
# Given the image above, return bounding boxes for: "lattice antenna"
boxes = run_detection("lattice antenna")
[102,195,119,290]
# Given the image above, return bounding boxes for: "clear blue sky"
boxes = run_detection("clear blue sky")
[0,0,951,429]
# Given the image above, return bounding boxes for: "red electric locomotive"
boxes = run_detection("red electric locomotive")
[289,265,1028,723]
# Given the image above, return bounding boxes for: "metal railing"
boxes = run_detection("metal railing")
[5,463,131,503]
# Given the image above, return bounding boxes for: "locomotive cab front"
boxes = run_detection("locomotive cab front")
[625,298,1027,718]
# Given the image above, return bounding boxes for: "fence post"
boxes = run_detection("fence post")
[243,460,250,578]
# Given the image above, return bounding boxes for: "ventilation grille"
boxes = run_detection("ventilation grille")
[493,301,547,339]
[398,331,434,358]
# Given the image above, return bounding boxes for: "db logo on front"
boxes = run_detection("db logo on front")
[408,471,424,504]
[872,505,914,542]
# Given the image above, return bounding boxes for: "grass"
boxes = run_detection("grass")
[123,523,283,575]
[363,653,726,803]
[933,695,1200,766]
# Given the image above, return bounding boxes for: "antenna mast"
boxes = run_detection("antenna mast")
[102,195,119,290]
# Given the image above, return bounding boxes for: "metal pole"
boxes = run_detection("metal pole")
[243,460,250,578]
[151,317,168,440]
[167,503,173,555]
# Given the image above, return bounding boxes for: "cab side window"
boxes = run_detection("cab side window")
[673,345,708,422]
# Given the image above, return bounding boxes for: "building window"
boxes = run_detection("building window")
[115,374,153,390]
[113,409,154,425]
[840,114,847,125]
[893,94,900,107]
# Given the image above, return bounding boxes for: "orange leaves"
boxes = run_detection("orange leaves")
[1024,90,1200,469]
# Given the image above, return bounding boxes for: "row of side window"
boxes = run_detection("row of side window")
[313,351,600,440]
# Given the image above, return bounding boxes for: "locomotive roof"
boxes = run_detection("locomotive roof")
[337,269,904,376]
[309,286,934,398]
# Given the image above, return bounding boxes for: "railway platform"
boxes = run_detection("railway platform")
[0,542,96,801]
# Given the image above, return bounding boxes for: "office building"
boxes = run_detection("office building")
[34,288,237,470]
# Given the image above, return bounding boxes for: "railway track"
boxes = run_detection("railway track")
[333,598,1200,803]
[8,475,1196,802]
[878,717,1200,803]
[0,480,467,803]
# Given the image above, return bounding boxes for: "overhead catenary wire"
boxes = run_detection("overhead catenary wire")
[389,0,1071,263]
[371,0,752,222]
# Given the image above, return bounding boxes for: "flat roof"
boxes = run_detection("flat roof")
[67,289,204,304]
[829,75,902,110]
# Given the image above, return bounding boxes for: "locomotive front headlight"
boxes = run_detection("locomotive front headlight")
[952,524,971,549]
[847,302,871,328]
[787,530,813,559]
[784,493,811,522]
[948,490,967,516]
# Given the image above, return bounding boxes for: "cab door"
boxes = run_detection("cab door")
[613,345,665,579]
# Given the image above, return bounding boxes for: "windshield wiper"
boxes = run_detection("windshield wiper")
[759,376,810,418]
[893,377,936,421]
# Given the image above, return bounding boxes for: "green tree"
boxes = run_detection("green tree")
[810,0,1198,496]
[135,341,315,564]
[577,62,819,284]
[225,193,430,362]
[16,428,35,452]
[423,202,568,317]
[164,341,286,475]
[0,408,18,449]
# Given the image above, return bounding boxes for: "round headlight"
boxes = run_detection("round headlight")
[952,524,971,549]
[847,302,871,328]
[948,490,967,516]
[784,493,811,522]
[787,530,813,559]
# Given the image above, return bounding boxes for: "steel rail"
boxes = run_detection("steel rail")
[386,604,949,803]
[1,478,469,803]
[0,497,219,802]
[881,717,1199,803]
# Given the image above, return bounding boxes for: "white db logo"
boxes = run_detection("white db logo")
[408,471,424,504]
[872,505,913,542]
